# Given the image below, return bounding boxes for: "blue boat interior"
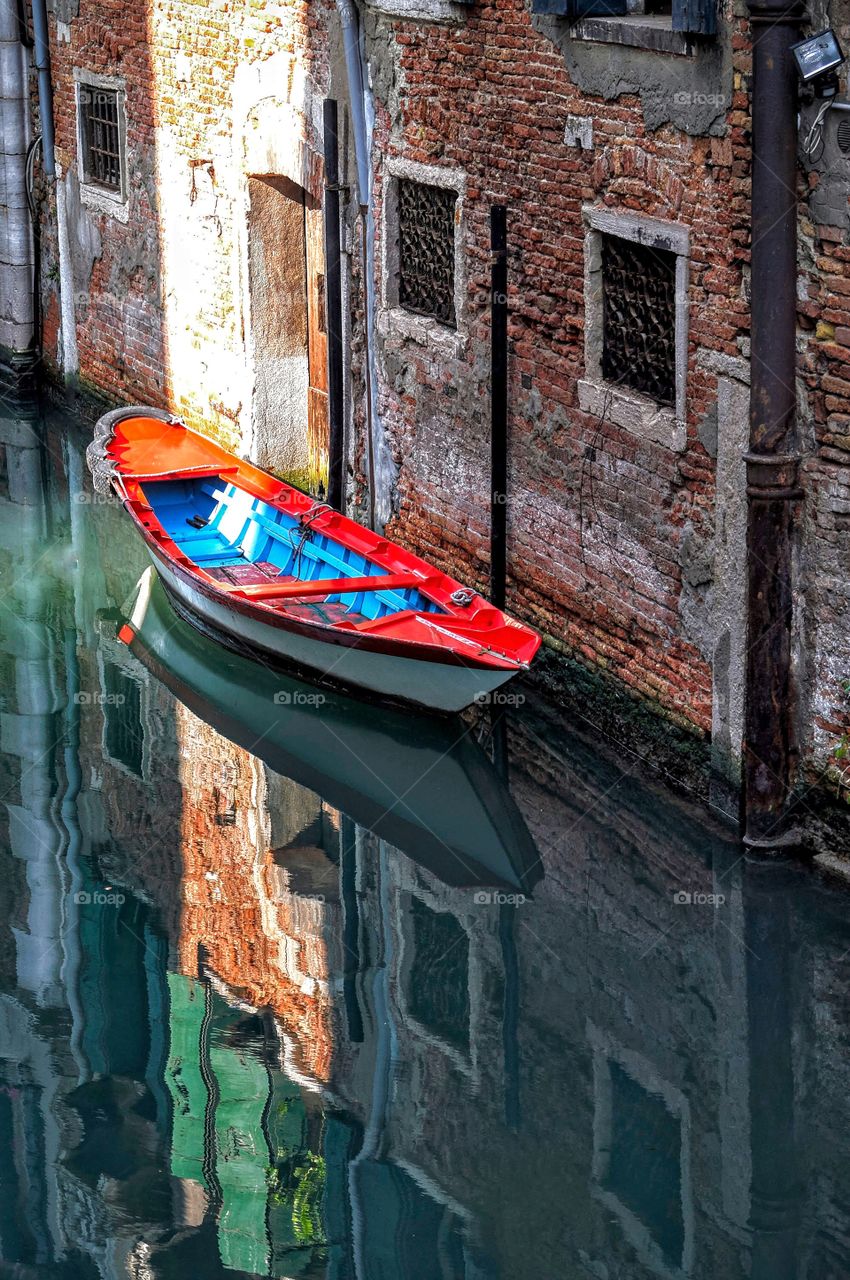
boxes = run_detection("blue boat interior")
[140,476,445,621]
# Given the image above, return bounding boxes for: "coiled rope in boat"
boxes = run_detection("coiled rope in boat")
[86,405,181,495]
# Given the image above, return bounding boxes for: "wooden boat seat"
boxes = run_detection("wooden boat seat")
[216,571,429,602]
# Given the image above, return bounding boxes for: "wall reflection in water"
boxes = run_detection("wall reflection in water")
[0,410,849,1279]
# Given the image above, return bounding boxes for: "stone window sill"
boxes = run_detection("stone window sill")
[571,14,693,55]
[578,378,686,452]
[366,0,471,21]
[80,183,129,223]
[378,306,465,358]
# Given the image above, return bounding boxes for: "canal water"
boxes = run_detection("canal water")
[1,405,849,1279]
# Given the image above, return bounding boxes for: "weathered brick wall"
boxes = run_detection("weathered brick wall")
[798,74,850,801]
[366,0,850,801]
[46,0,164,407]
[369,0,754,747]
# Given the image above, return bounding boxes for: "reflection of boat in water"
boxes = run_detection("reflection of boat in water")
[120,568,540,891]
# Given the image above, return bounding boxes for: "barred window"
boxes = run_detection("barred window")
[80,86,123,193]
[601,235,676,407]
[397,179,457,328]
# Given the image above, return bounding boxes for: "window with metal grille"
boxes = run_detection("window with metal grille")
[397,179,457,328]
[601,235,676,407]
[80,87,122,193]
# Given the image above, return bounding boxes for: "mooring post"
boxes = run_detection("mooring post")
[323,98,346,513]
[743,0,805,850]
[491,205,508,612]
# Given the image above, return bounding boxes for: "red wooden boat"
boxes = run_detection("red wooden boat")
[88,407,541,713]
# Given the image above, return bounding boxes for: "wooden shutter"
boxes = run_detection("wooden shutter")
[672,0,716,35]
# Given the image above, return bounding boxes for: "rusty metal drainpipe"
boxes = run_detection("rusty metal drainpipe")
[742,0,806,851]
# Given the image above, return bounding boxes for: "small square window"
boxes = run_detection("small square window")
[601,234,677,407]
[79,85,123,194]
[397,179,457,328]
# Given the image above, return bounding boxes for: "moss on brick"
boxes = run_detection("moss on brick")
[527,642,714,805]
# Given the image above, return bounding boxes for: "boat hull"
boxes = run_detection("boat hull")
[152,553,518,714]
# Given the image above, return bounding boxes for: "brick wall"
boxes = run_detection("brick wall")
[369,1,751,749]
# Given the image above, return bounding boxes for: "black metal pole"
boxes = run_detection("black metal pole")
[323,98,346,513]
[491,205,508,611]
[743,0,805,850]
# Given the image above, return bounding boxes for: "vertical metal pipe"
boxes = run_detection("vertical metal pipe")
[323,99,346,513]
[743,0,805,849]
[491,205,508,611]
[31,0,74,380]
[30,0,56,177]
[335,0,369,209]
[0,1,35,357]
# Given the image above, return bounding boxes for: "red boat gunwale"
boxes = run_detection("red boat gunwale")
[103,414,541,672]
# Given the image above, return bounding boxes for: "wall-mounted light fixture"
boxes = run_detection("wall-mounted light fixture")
[791,29,845,99]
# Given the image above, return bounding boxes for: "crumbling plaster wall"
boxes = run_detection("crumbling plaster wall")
[540,7,732,136]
